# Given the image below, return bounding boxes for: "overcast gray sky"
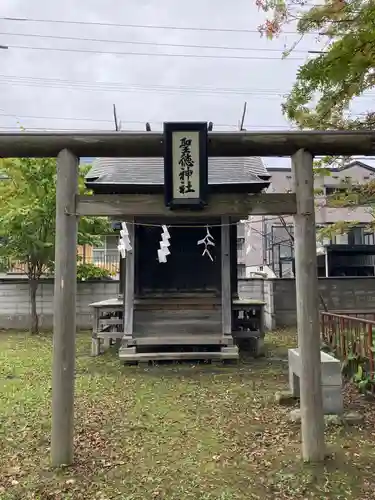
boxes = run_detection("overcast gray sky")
[0,0,372,167]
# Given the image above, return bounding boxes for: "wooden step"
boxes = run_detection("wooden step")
[96,330,124,339]
[119,347,239,363]
[123,335,233,347]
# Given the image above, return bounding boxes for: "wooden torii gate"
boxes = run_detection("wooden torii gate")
[1,130,374,466]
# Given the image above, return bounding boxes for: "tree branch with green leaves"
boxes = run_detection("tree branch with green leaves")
[256,0,375,241]
[0,157,111,334]
[256,0,375,131]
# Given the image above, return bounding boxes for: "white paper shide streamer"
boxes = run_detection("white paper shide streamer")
[197,226,215,261]
[157,225,171,263]
[117,222,132,259]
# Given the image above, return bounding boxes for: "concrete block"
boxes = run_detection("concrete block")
[289,348,342,386]
[275,390,297,406]
[221,346,239,355]
[288,348,343,415]
[289,371,300,398]
[322,385,344,415]
[288,409,343,426]
[253,337,265,357]
[343,411,364,426]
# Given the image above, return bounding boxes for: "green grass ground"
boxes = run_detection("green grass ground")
[1,329,375,500]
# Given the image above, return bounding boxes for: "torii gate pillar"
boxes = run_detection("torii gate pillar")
[51,149,79,466]
[292,149,325,462]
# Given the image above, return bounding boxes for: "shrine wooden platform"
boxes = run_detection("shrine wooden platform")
[90,294,266,363]
[90,294,238,362]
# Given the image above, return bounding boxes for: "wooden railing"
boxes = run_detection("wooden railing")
[320,311,375,390]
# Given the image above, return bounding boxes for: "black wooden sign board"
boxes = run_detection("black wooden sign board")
[163,121,208,209]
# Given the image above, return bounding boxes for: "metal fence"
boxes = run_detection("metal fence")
[0,253,120,277]
[320,311,375,391]
[0,258,28,274]
[79,253,120,276]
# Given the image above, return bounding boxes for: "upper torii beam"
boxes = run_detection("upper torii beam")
[0,130,374,157]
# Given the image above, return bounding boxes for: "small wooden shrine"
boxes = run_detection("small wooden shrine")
[86,122,273,362]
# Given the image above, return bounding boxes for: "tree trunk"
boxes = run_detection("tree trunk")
[29,278,39,334]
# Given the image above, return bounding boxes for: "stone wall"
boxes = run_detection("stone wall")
[0,279,119,330]
[238,279,264,301]
[2,277,375,331]
[239,277,375,328]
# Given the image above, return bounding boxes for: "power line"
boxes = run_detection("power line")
[0,74,295,94]
[0,111,365,127]
[1,74,375,105]
[0,16,322,36]
[0,124,297,131]
[2,74,375,98]
[0,43,307,61]
[0,76,292,98]
[0,112,113,123]
[0,126,111,131]
[0,31,315,54]
[0,80,294,100]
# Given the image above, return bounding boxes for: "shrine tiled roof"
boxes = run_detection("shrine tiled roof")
[85,156,270,186]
